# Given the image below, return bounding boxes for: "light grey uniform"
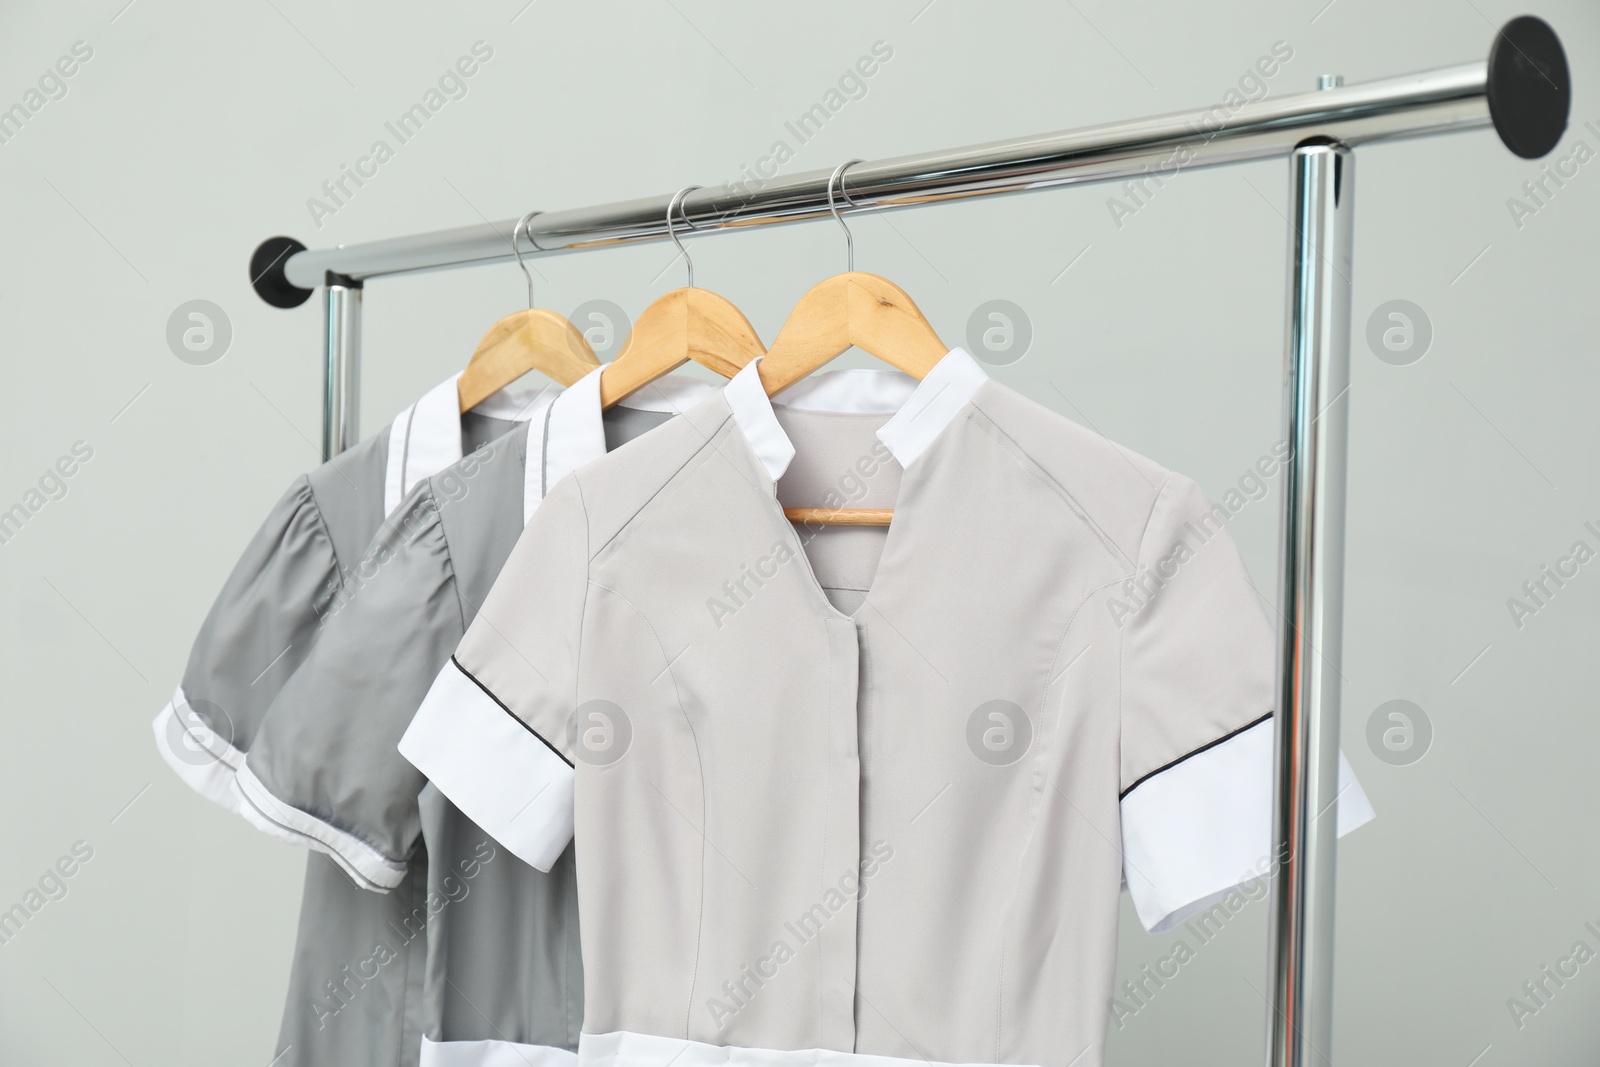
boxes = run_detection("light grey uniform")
[237,372,713,1066]
[405,351,1375,1067]
[152,373,549,1067]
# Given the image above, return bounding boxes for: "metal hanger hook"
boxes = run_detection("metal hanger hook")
[827,160,863,273]
[511,210,543,308]
[666,186,702,288]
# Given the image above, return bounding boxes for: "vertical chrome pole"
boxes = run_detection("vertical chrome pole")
[322,274,363,460]
[1265,105,1355,1067]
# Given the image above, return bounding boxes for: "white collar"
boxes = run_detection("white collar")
[723,348,988,482]
[384,373,558,515]
[524,366,718,523]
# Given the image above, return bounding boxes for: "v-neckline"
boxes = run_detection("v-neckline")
[742,398,974,626]
[770,481,909,625]
[714,350,991,626]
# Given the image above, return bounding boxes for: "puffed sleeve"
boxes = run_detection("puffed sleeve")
[151,477,341,819]
[236,482,463,891]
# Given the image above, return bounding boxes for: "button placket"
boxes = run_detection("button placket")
[815,616,863,1051]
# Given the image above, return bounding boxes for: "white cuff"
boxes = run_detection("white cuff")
[1120,716,1375,933]
[151,687,245,814]
[420,1036,577,1067]
[232,760,409,892]
[399,657,575,873]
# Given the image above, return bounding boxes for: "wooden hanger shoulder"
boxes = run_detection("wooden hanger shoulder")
[598,288,764,409]
[686,288,764,379]
[457,308,600,412]
[757,271,947,526]
[757,271,947,395]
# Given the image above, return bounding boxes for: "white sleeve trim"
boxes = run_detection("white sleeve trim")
[231,760,409,892]
[399,657,575,873]
[152,688,329,851]
[151,686,246,815]
[1120,716,1375,934]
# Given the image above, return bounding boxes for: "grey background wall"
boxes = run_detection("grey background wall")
[2,1,1597,1064]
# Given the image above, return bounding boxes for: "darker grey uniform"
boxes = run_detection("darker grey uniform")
[237,372,709,1065]
[153,374,547,1066]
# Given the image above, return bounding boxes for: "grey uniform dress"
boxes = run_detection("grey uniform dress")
[407,352,1375,1067]
[152,372,551,1067]
[236,371,714,1066]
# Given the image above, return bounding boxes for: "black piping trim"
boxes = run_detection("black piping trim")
[449,655,574,768]
[1119,710,1272,800]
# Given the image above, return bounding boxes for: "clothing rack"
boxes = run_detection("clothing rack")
[248,18,1569,1067]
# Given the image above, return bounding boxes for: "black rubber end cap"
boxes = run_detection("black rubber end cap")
[250,236,314,308]
[1487,16,1571,160]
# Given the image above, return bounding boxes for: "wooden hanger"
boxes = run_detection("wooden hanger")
[598,187,765,409]
[766,162,949,527]
[457,212,601,413]
[756,272,947,395]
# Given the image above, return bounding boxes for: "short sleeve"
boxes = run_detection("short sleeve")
[151,477,339,815]
[235,484,462,892]
[1117,473,1374,933]
[399,473,588,873]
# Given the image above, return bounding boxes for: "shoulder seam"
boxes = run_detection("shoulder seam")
[420,481,469,637]
[1118,468,1176,796]
[587,411,737,564]
[959,404,1132,568]
[1133,470,1180,572]
[295,473,348,600]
